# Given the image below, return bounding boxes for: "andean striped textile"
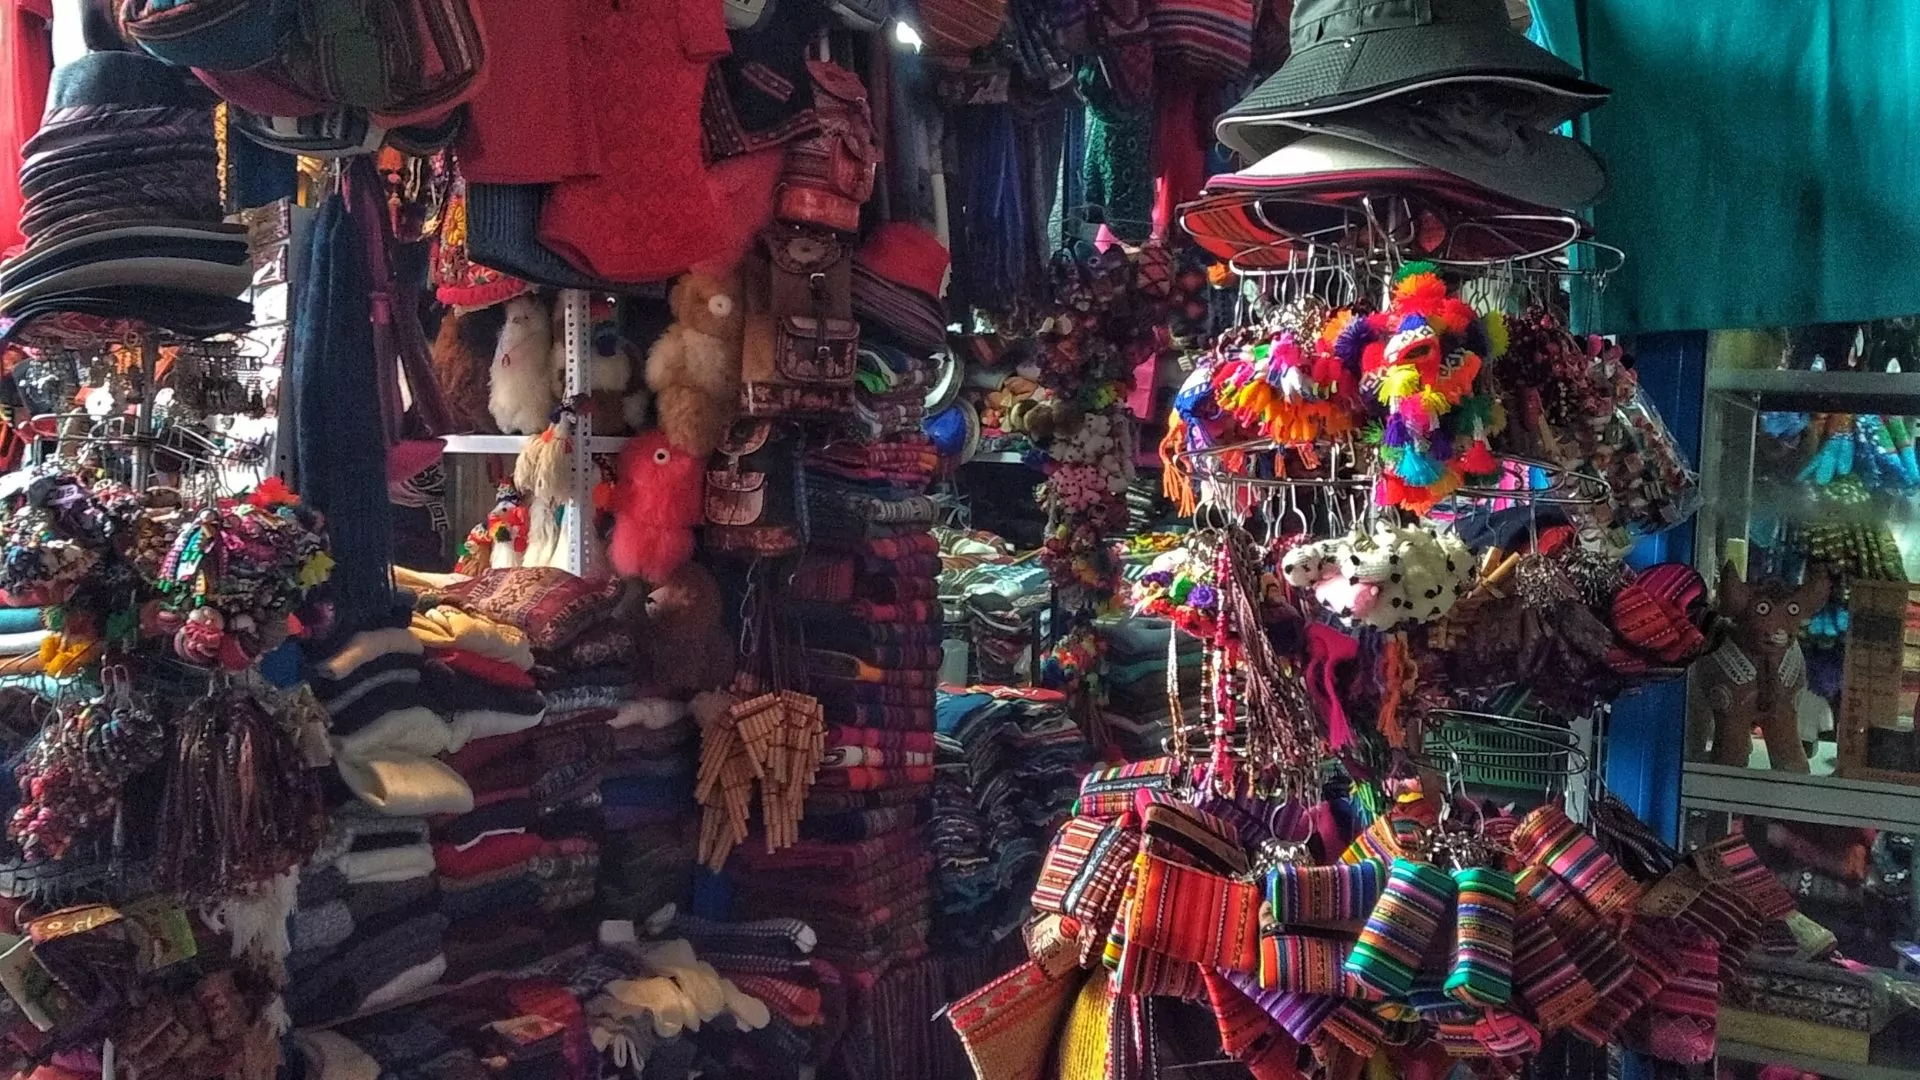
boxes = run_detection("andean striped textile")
[1691,833,1796,921]
[1513,805,1645,918]
[1222,972,1341,1044]
[1075,757,1175,819]
[1149,0,1254,83]
[1031,816,1137,934]
[1258,928,1351,995]
[1267,859,1384,925]
[1140,800,1248,875]
[1201,970,1302,1080]
[1317,1000,1387,1057]
[1509,892,1599,1032]
[1446,866,1516,1007]
[1517,865,1633,997]
[1126,852,1260,973]
[1567,920,1684,1045]
[1343,858,1455,1001]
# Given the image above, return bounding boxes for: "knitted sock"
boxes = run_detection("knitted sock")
[1446,866,1516,1007]
[1513,805,1643,918]
[1343,858,1455,1001]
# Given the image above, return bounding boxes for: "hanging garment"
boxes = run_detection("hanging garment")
[287,194,396,634]
[537,0,730,283]
[1,0,53,257]
[455,0,601,183]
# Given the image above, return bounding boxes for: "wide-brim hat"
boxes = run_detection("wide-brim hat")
[0,256,254,313]
[1286,101,1608,210]
[0,222,248,293]
[1182,133,1585,267]
[0,288,253,348]
[1216,0,1606,159]
[234,108,388,158]
[44,50,215,110]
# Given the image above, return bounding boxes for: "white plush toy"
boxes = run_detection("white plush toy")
[488,294,556,434]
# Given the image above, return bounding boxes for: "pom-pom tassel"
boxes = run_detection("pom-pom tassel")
[1395,447,1444,486]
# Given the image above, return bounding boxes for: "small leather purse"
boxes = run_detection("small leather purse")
[741,229,859,418]
[704,419,803,557]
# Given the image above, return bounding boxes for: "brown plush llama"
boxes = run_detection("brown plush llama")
[1690,563,1829,771]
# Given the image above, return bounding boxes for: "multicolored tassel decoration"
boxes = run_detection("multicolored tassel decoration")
[1343,858,1456,1001]
[1446,866,1516,1007]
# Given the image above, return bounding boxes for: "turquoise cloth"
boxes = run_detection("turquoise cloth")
[0,608,43,635]
[1555,0,1920,332]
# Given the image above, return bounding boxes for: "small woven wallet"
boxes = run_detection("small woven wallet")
[1031,815,1139,937]
[1266,859,1385,925]
[1126,852,1260,974]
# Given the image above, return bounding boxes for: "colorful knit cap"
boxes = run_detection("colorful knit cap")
[432,183,531,311]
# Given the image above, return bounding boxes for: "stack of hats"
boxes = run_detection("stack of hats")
[927,687,1090,949]
[1185,0,1612,267]
[852,221,950,354]
[0,52,253,348]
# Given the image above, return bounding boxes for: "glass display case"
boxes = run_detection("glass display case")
[1684,321,1920,1078]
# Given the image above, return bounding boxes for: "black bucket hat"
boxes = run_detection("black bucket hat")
[1216,0,1608,159]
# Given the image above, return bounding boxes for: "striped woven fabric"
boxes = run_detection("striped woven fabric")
[1340,815,1423,866]
[1510,892,1599,1032]
[919,0,1007,53]
[1201,971,1301,1080]
[1567,920,1685,1045]
[1257,927,1351,995]
[1127,853,1259,974]
[1344,858,1456,1001]
[1075,757,1175,819]
[1513,805,1645,918]
[1222,972,1342,1044]
[1140,800,1249,875]
[1267,860,1384,925]
[1691,833,1796,921]
[1517,866,1634,997]
[1149,0,1254,82]
[1640,932,1719,1065]
[1031,816,1138,932]
[1317,1000,1387,1057]
[1446,866,1517,1007]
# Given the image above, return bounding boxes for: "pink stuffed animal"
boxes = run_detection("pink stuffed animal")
[609,429,706,585]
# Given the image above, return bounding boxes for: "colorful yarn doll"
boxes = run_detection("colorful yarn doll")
[1446,865,1517,1007]
[1343,856,1457,1000]
[1368,263,1505,513]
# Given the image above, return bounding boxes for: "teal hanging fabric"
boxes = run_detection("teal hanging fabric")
[1563,0,1920,333]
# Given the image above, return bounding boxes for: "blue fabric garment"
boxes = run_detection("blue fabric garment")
[0,608,43,635]
[1561,0,1920,331]
[287,192,394,634]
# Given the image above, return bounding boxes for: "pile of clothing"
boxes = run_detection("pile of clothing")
[285,807,447,1027]
[0,599,51,690]
[1097,616,1202,759]
[728,829,933,989]
[928,687,1091,948]
[669,910,844,1076]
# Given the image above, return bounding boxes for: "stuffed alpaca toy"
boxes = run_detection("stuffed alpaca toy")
[1691,564,1830,771]
[547,296,651,435]
[646,272,745,458]
[609,429,706,584]
[489,294,557,434]
[431,305,506,433]
[644,562,736,694]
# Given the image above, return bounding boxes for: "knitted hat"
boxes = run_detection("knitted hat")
[120,0,296,72]
[852,222,950,351]
[432,184,530,309]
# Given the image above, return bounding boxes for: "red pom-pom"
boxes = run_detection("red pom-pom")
[1457,439,1497,476]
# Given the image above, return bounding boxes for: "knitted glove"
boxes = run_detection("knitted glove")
[720,978,770,1031]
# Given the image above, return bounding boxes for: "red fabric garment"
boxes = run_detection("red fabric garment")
[431,647,537,690]
[456,0,600,182]
[537,0,730,282]
[435,832,549,878]
[1,0,52,257]
[1150,83,1208,241]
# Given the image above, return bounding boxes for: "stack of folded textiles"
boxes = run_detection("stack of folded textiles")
[286,806,448,1027]
[727,829,934,989]
[599,695,701,920]
[928,687,1092,948]
[1098,616,1202,759]
[314,617,473,819]
[0,599,49,686]
[669,910,843,1075]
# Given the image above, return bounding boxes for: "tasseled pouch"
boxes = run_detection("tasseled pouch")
[1516,866,1633,997]
[1510,892,1599,1032]
[1343,858,1456,1001]
[1512,805,1644,918]
[1446,866,1517,1007]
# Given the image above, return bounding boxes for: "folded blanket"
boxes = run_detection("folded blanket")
[337,843,436,885]
[435,832,548,879]
[825,727,936,753]
[359,953,447,1012]
[315,656,426,735]
[293,1031,384,1080]
[316,627,424,681]
[442,920,547,984]
[430,647,535,690]
[819,747,933,768]
[670,914,816,959]
[422,657,548,715]
[411,605,535,670]
[802,804,923,842]
[438,798,536,847]
[344,876,437,924]
[329,806,431,852]
[298,864,348,908]
[811,764,936,791]
[543,683,636,716]
[447,707,548,752]
[805,785,931,814]
[333,706,452,761]
[436,857,534,893]
[611,724,694,758]
[440,874,541,921]
[0,629,47,657]
[289,899,354,955]
[337,755,474,817]
[535,621,639,673]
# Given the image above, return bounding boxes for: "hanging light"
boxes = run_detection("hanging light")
[894,17,924,52]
